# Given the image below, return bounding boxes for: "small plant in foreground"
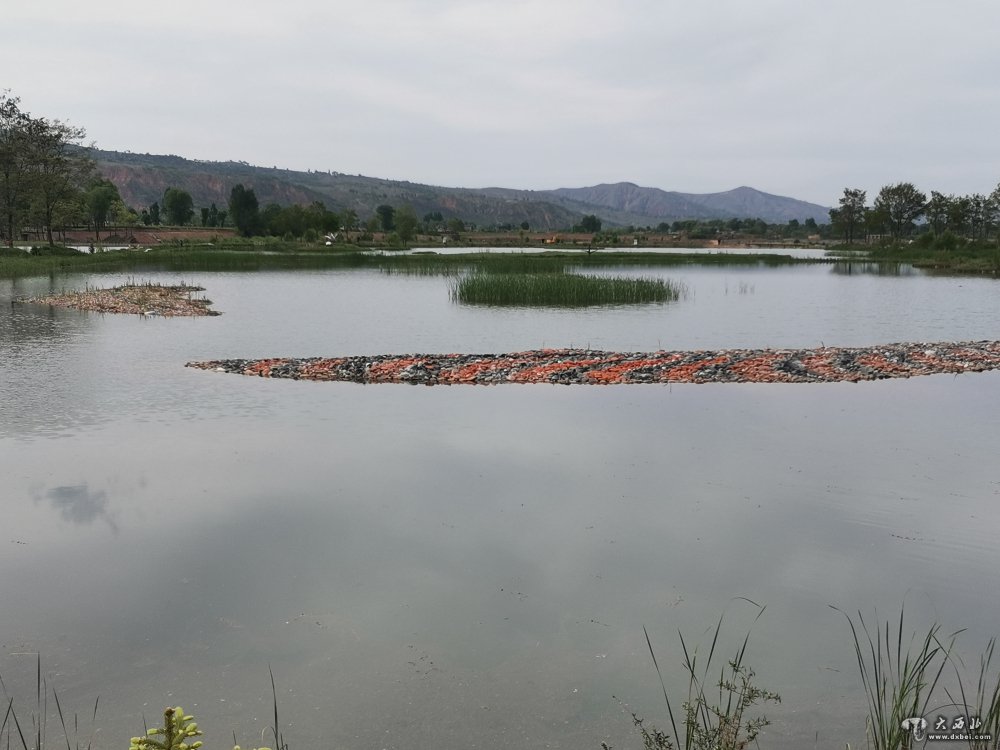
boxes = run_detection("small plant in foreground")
[130,707,204,750]
[129,708,271,750]
[632,601,780,750]
[129,669,285,750]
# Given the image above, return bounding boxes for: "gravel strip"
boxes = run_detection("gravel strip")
[186,341,1000,385]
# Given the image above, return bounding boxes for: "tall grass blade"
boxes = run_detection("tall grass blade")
[643,625,680,746]
[2,698,13,743]
[9,702,29,750]
[268,666,285,750]
[51,690,71,750]
[85,697,98,750]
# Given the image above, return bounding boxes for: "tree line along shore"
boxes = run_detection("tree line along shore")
[4,90,1000,268]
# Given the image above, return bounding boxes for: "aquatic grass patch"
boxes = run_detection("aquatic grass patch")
[376,252,570,277]
[625,604,1000,750]
[450,271,684,307]
[832,605,958,750]
[944,637,1000,750]
[627,600,780,750]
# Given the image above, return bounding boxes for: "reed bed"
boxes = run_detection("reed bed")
[377,253,569,276]
[450,271,683,307]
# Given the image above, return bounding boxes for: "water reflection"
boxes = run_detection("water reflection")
[32,483,119,531]
[1,266,999,750]
[830,261,920,276]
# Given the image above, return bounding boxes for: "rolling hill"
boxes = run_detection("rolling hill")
[89,149,831,229]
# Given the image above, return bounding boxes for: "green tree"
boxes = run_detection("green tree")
[163,187,195,225]
[947,195,971,235]
[375,204,395,232]
[832,188,866,244]
[580,214,602,232]
[228,184,260,236]
[51,197,85,243]
[85,179,121,241]
[111,199,139,238]
[28,117,92,245]
[0,92,35,246]
[260,203,284,236]
[873,182,926,239]
[1,92,95,245]
[304,201,340,234]
[341,208,358,235]
[148,201,161,225]
[394,204,418,243]
[924,192,952,235]
[967,193,997,240]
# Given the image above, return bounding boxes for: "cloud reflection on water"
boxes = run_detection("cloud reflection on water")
[33,483,119,532]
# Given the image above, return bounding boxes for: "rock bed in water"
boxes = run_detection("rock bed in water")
[16,284,219,317]
[187,340,1000,384]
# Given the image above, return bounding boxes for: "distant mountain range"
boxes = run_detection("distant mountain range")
[89,149,831,229]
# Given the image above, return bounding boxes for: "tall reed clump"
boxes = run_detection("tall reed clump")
[0,655,100,750]
[947,637,1000,750]
[450,271,684,307]
[833,605,1000,750]
[831,605,957,750]
[620,601,780,750]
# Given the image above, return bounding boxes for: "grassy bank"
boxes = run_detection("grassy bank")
[0,244,825,280]
[832,236,1000,274]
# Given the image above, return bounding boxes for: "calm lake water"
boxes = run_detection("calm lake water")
[2,262,999,750]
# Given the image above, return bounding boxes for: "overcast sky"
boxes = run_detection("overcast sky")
[4,0,999,206]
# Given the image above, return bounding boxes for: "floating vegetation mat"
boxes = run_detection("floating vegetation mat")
[16,283,220,316]
[187,340,1000,385]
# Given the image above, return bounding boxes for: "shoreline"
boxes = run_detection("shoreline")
[186,340,1000,385]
